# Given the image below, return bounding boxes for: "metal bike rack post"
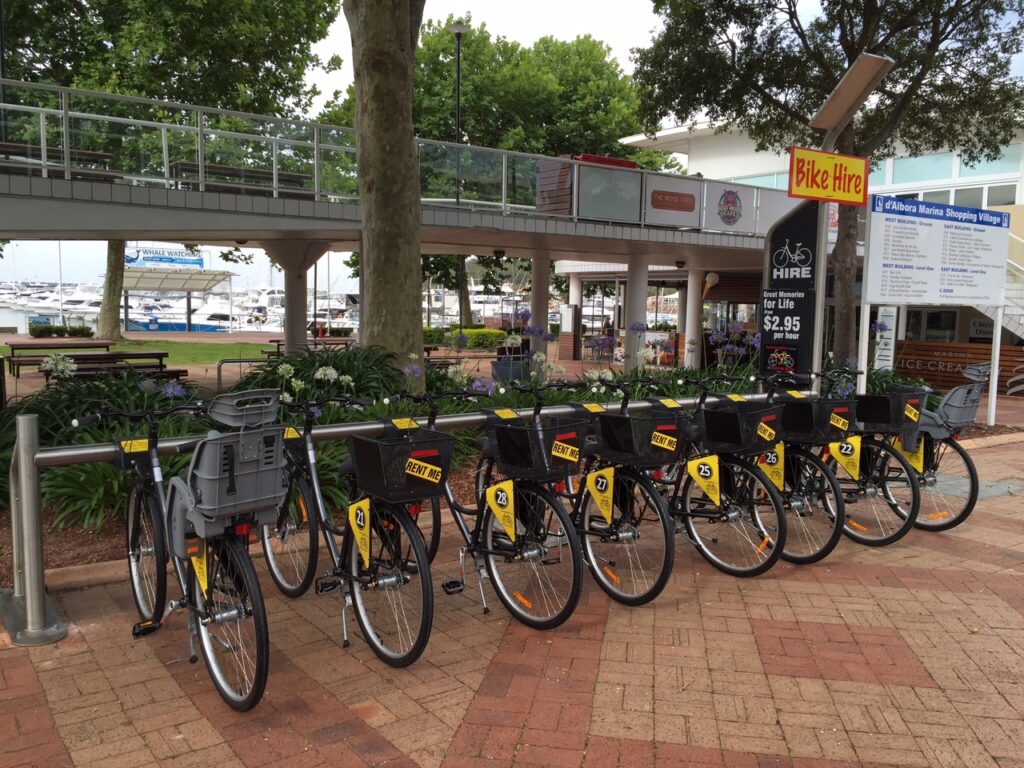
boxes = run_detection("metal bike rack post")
[0,414,68,645]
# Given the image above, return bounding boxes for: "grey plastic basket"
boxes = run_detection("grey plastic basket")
[207,389,280,429]
[185,427,288,537]
[938,382,984,428]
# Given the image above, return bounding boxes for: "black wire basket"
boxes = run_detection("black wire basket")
[348,429,455,504]
[777,397,858,444]
[597,412,697,467]
[854,386,926,450]
[700,402,785,455]
[491,418,587,481]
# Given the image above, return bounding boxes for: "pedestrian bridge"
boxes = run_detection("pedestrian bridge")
[0,78,795,355]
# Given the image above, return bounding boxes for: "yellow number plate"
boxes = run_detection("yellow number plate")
[582,402,606,413]
[659,398,681,409]
[120,439,149,453]
[494,409,518,420]
[391,418,419,430]
[786,390,806,399]
[727,393,747,402]
[348,498,371,565]
[551,440,580,463]
[756,422,776,442]
[283,426,301,440]
[405,458,443,483]
[829,413,849,431]
[650,431,678,452]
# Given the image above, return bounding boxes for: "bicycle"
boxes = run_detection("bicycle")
[754,372,845,564]
[648,375,789,577]
[905,363,987,531]
[388,388,585,630]
[772,239,813,269]
[263,394,436,667]
[75,389,285,711]
[815,368,922,546]
[480,381,676,607]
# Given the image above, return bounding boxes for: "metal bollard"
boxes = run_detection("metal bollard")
[9,447,23,597]
[0,414,67,645]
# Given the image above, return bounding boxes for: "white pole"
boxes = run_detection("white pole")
[987,305,1003,426]
[57,241,64,326]
[327,251,332,332]
[228,275,234,334]
[857,302,871,394]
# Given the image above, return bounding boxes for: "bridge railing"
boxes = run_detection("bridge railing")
[0,78,786,233]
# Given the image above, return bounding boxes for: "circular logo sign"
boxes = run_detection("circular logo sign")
[717,189,743,225]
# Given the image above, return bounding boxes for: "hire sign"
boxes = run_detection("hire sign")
[788,146,868,206]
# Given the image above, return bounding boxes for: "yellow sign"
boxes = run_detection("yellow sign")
[190,541,207,597]
[788,146,869,206]
[651,431,678,452]
[485,480,516,542]
[405,458,443,484]
[726,393,747,402]
[786,390,806,399]
[687,455,721,507]
[756,421,777,443]
[828,436,862,481]
[283,426,301,440]
[120,439,149,453]
[659,398,681,409]
[391,417,419,430]
[586,467,615,525]
[760,443,785,491]
[829,412,850,432]
[897,437,924,473]
[905,403,920,423]
[551,440,580,463]
[348,498,371,565]
[582,402,606,413]
[494,409,519,420]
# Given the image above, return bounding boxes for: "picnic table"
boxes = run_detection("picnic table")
[0,141,116,180]
[169,160,314,198]
[6,339,112,377]
[35,351,187,383]
[264,337,357,357]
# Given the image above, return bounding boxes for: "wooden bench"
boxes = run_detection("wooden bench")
[6,340,113,376]
[268,337,356,356]
[45,365,188,384]
[170,160,314,199]
[14,350,169,380]
[0,141,116,181]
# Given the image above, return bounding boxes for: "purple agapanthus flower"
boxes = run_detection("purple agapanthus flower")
[454,333,468,349]
[595,336,615,352]
[471,376,495,395]
[749,332,761,348]
[629,321,647,334]
[138,379,157,393]
[311,405,323,419]
[514,308,531,324]
[161,381,186,398]
[659,337,674,351]
[403,363,423,378]
[833,380,855,398]
[543,332,556,343]
[870,320,889,335]
[727,322,744,334]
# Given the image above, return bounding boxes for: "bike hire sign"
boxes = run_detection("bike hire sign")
[788,146,868,207]
[761,200,818,378]
[865,196,1010,306]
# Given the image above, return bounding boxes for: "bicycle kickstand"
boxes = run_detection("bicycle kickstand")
[339,585,351,648]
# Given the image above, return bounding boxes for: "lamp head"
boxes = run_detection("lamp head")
[447,21,470,36]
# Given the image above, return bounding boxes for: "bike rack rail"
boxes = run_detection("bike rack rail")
[1,391,778,646]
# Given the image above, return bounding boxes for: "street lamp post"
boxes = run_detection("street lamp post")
[807,53,894,392]
[447,21,470,332]
[0,0,8,142]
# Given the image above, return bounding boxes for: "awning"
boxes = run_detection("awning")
[121,267,234,292]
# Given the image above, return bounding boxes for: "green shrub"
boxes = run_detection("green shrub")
[449,323,485,331]
[65,325,95,338]
[550,324,561,335]
[52,325,67,337]
[464,329,506,349]
[423,327,445,345]
[235,345,402,401]
[28,324,54,338]
[327,326,354,337]
[650,321,677,332]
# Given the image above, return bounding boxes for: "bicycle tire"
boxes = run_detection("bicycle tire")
[581,469,674,606]
[261,474,319,598]
[780,446,844,565]
[482,481,583,629]
[414,498,442,563]
[832,437,920,546]
[772,248,788,269]
[349,504,433,667]
[192,536,269,712]
[913,436,978,532]
[127,485,167,623]
[681,455,787,577]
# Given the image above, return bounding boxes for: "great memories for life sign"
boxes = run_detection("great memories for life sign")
[865,196,1010,306]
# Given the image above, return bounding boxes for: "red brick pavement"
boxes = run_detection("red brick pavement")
[4,438,1024,766]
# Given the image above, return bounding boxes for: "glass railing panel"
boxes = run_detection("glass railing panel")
[201,133,276,192]
[453,146,503,210]
[276,143,316,195]
[418,141,457,205]
[507,154,575,217]
[318,125,357,150]
[319,147,359,200]
[577,163,641,223]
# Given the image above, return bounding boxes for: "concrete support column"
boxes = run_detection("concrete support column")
[684,269,705,368]
[262,241,330,355]
[676,285,686,334]
[530,254,551,329]
[623,254,650,369]
[568,272,582,306]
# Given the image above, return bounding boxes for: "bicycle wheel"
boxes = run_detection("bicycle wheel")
[780,446,844,565]
[410,498,442,563]
[482,482,583,629]
[833,437,920,546]
[261,475,318,598]
[127,485,166,623]
[192,536,269,712]
[914,436,978,531]
[582,470,674,606]
[682,455,787,577]
[349,504,433,667]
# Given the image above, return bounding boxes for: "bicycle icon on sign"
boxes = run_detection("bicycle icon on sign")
[772,240,812,269]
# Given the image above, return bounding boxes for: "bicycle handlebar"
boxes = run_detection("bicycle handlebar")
[72,402,205,429]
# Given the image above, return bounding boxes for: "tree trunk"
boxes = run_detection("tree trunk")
[96,239,125,340]
[458,256,472,328]
[831,203,860,365]
[344,0,426,376]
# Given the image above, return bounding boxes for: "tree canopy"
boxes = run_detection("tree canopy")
[633,0,1024,359]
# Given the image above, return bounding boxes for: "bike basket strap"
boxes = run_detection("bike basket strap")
[186,426,288,536]
[777,397,857,444]
[597,412,696,467]
[348,429,455,504]
[490,417,587,481]
[700,402,785,455]
[854,387,927,450]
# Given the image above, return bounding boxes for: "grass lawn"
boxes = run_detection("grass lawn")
[108,340,268,367]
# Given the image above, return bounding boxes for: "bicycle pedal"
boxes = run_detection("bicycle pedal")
[315,576,341,596]
[442,579,465,595]
[131,620,161,639]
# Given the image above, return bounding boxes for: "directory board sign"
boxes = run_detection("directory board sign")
[865,196,1010,305]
